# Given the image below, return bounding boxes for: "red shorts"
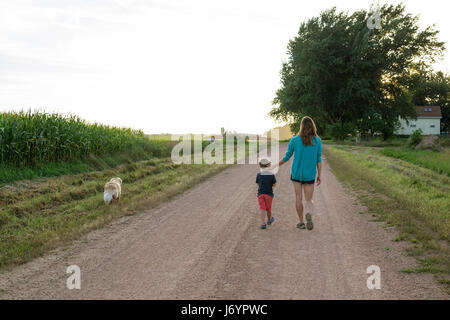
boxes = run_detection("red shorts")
[258,194,273,211]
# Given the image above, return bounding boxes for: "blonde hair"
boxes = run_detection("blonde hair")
[298,116,318,146]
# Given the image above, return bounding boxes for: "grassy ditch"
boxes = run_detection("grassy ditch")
[324,145,450,291]
[381,147,450,176]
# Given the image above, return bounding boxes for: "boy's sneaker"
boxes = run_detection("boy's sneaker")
[267,216,274,225]
[260,223,267,229]
[306,213,314,230]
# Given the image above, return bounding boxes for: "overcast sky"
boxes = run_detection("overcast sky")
[0,0,448,134]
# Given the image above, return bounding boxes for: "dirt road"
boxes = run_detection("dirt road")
[0,145,446,299]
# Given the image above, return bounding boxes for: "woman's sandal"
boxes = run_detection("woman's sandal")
[296,222,306,229]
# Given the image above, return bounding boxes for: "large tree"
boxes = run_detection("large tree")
[271,3,445,139]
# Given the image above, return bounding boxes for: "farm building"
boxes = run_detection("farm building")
[396,106,442,135]
[265,124,295,140]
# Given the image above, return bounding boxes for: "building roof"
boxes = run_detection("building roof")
[416,106,442,118]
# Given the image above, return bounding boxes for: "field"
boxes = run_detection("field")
[0,111,267,269]
[0,111,177,184]
[324,142,450,289]
[0,111,165,166]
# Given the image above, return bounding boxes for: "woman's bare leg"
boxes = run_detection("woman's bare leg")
[303,183,315,230]
[303,184,315,215]
[293,181,304,223]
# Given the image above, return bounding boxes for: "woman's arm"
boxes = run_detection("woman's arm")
[275,139,294,168]
[316,138,323,186]
[270,156,287,170]
[270,138,294,170]
[316,162,322,186]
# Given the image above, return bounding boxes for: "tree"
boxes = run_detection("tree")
[271,3,445,139]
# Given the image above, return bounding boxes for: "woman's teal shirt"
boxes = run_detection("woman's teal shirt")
[283,136,322,181]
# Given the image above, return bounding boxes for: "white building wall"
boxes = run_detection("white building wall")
[397,118,441,135]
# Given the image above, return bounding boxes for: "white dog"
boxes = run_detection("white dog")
[104,177,122,204]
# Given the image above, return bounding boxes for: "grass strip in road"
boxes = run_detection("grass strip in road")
[0,159,229,270]
[324,145,450,292]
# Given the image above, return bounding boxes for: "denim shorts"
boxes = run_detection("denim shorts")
[290,176,315,184]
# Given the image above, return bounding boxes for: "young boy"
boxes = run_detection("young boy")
[256,158,276,229]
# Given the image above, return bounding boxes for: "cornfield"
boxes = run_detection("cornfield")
[0,111,161,167]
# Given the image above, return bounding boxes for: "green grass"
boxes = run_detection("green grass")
[0,135,261,186]
[0,134,249,185]
[324,137,408,147]
[0,158,229,269]
[324,145,450,292]
[0,110,181,185]
[381,147,450,176]
[439,136,450,148]
[0,140,177,185]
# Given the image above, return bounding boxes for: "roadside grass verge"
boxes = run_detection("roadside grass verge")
[381,147,450,176]
[324,145,450,292]
[323,137,407,147]
[0,159,229,269]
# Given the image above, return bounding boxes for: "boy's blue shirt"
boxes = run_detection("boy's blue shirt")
[283,136,322,181]
[256,171,276,197]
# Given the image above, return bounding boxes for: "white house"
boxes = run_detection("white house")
[396,106,442,135]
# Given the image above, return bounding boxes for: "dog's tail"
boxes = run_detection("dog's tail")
[104,191,113,204]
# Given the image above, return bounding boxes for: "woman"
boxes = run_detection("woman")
[278,116,322,230]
